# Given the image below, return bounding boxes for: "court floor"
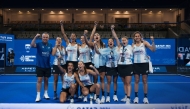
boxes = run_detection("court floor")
[0,74,190,104]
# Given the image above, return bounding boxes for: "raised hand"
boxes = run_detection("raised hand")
[60,20,64,25]
[111,25,115,30]
[94,21,98,25]
[84,30,88,35]
[150,36,154,42]
[35,34,40,38]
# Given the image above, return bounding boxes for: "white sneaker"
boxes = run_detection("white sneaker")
[93,94,97,100]
[126,98,131,104]
[113,95,118,101]
[35,95,41,102]
[70,99,74,104]
[90,100,93,104]
[100,96,105,103]
[96,98,101,104]
[83,96,88,102]
[78,95,83,99]
[121,96,127,102]
[133,97,139,104]
[106,96,110,102]
[43,93,50,100]
[143,98,149,104]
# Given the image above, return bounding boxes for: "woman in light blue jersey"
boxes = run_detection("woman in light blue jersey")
[94,37,119,103]
[111,25,133,104]
[52,37,66,100]
[132,31,156,104]
[57,61,83,104]
[77,61,101,104]
[60,21,78,72]
[83,21,106,103]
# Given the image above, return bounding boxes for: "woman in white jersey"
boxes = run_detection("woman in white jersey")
[60,21,78,72]
[94,36,119,103]
[132,31,155,104]
[52,37,66,100]
[57,62,83,104]
[78,33,94,98]
[111,25,133,104]
[77,61,101,104]
[84,21,106,103]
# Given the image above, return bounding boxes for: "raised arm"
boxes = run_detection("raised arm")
[52,40,59,56]
[111,25,121,48]
[87,65,99,76]
[89,21,98,42]
[94,41,100,54]
[74,73,85,88]
[83,30,93,49]
[60,20,69,45]
[57,60,66,74]
[30,34,40,48]
[144,36,156,52]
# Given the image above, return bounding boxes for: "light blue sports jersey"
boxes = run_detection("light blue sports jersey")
[93,48,106,68]
[133,43,148,63]
[118,45,133,65]
[78,45,91,63]
[79,73,93,86]
[53,47,66,65]
[66,43,78,61]
[36,42,52,68]
[100,47,119,68]
[62,73,75,89]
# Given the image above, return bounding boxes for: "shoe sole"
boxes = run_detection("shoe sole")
[44,97,50,100]
[35,100,41,102]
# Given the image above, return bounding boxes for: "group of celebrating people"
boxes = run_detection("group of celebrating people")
[30,21,156,104]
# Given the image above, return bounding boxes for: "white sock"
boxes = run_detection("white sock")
[44,90,48,94]
[37,92,40,97]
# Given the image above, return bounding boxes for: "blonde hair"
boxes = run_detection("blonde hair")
[132,31,143,44]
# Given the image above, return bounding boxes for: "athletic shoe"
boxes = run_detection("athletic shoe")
[53,93,58,100]
[93,94,97,100]
[106,96,110,102]
[126,98,131,104]
[143,98,149,104]
[83,96,88,102]
[96,98,101,104]
[90,100,93,104]
[78,95,83,99]
[35,95,41,102]
[113,95,118,101]
[44,93,50,100]
[133,97,139,104]
[100,96,105,103]
[121,96,127,102]
[70,99,74,104]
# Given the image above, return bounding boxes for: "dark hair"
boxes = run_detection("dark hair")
[132,31,143,44]
[78,61,87,75]
[67,62,74,74]
[70,33,77,43]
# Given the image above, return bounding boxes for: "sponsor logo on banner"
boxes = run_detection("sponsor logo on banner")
[15,67,36,72]
[25,44,31,53]
[20,55,36,62]
[156,45,171,49]
[0,35,13,41]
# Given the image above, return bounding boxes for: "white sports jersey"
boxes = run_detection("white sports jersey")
[118,45,133,65]
[53,47,66,65]
[78,45,91,63]
[66,43,78,61]
[133,43,148,63]
[79,73,93,86]
[62,73,75,89]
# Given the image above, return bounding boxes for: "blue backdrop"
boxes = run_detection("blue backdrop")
[13,38,176,66]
